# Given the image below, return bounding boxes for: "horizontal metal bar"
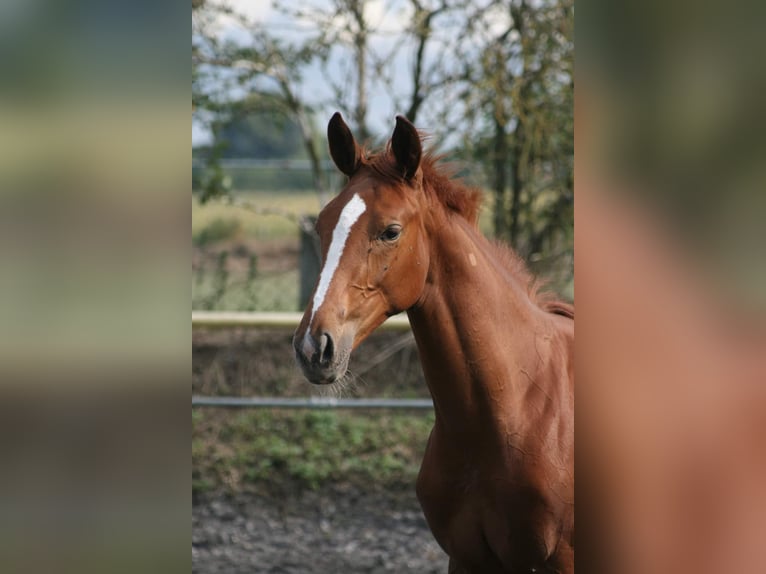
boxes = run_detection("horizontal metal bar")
[192,158,336,170]
[192,311,411,331]
[192,396,433,409]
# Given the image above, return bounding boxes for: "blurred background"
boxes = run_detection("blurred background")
[2,0,762,571]
[0,2,188,574]
[577,1,766,572]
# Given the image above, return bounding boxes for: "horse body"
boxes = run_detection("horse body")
[409,216,574,573]
[294,113,574,574]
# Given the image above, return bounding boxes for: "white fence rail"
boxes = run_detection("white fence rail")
[192,311,411,331]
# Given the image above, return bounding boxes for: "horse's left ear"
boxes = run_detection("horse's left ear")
[328,112,361,177]
[391,115,422,180]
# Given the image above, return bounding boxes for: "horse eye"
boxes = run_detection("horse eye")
[380,225,402,242]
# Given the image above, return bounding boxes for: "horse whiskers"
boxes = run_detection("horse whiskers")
[342,369,368,393]
[344,370,368,398]
[313,369,366,400]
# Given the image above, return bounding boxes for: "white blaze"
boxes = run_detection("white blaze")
[309,193,367,326]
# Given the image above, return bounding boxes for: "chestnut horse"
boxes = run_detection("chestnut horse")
[294,113,574,573]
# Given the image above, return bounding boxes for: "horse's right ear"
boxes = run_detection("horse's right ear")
[327,112,361,177]
[391,115,422,180]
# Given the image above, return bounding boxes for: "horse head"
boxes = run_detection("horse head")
[293,113,430,384]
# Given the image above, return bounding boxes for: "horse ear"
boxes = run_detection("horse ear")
[327,112,361,177]
[391,115,422,180]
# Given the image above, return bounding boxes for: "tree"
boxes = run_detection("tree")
[275,0,375,140]
[192,3,331,203]
[384,0,457,124]
[212,110,305,159]
[453,0,573,285]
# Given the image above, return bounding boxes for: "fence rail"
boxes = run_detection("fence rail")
[192,311,411,331]
[192,396,433,409]
[192,311,423,410]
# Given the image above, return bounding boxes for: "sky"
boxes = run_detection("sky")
[192,0,416,146]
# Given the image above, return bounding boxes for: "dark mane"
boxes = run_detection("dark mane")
[363,146,483,225]
[361,144,572,319]
[490,240,575,319]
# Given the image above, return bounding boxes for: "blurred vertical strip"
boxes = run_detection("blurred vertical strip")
[577,0,766,572]
[0,1,188,573]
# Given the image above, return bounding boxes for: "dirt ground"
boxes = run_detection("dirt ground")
[192,487,447,574]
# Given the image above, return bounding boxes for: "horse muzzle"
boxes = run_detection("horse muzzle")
[293,329,351,385]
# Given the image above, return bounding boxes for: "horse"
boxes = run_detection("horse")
[293,113,574,574]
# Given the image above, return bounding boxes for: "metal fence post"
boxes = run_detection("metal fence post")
[299,216,320,309]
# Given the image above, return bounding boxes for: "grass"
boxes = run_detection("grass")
[192,267,299,312]
[192,216,242,247]
[192,190,318,311]
[192,408,435,495]
[192,191,322,242]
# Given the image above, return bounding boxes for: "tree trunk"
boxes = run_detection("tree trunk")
[405,2,443,123]
[492,114,509,239]
[295,110,329,206]
[299,216,321,309]
[351,0,369,140]
[509,119,524,247]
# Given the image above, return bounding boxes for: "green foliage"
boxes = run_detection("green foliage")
[196,141,232,204]
[192,409,436,494]
[192,164,326,192]
[192,192,319,240]
[457,0,573,294]
[192,217,241,247]
[214,112,305,159]
[192,266,299,312]
[191,191,318,312]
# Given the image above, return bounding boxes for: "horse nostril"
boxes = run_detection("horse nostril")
[318,332,334,365]
[298,332,313,361]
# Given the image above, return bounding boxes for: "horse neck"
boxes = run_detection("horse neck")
[407,214,546,439]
